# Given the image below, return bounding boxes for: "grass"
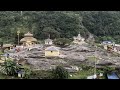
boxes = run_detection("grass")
[0,72,21,79]
[87,56,97,61]
[69,69,94,79]
[0,73,7,79]
[69,66,106,79]
[0,73,15,79]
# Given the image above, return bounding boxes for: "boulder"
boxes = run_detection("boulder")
[64,66,79,72]
[97,60,114,66]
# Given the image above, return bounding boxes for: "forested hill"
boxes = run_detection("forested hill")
[0,11,120,44]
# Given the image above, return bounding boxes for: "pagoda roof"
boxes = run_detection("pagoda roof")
[24,32,33,37]
[20,32,37,42]
[20,37,37,42]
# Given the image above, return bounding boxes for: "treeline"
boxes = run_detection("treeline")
[80,11,120,43]
[0,11,120,44]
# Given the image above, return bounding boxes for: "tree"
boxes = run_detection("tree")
[1,11,120,44]
[52,66,69,79]
[42,27,60,39]
[53,38,71,47]
[2,59,20,76]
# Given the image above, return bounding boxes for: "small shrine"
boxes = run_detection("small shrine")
[101,41,115,50]
[20,32,37,46]
[45,39,53,45]
[45,46,60,57]
[45,34,53,45]
[73,33,85,44]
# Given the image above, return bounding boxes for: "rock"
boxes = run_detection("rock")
[97,60,114,66]
[64,66,79,72]
[66,54,85,61]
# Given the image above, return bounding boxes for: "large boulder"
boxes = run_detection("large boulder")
[97,60,114,66]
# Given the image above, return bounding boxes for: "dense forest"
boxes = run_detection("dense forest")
[0,11,120,44]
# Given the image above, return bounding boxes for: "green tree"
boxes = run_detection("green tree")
[52,66,69,79]
[42,27,60,39]
[2,59,20,76]
[54,38,71,47]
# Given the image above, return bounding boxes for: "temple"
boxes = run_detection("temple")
[20,32,37,46]
[45,39,53,45]
[45,34,53,45]
[73,33,85,44]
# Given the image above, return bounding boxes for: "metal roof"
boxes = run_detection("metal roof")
[45,46,59,51]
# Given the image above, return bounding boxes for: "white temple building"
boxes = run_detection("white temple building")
[45,38,53,45]
[45,34,53,45]
[73,33,85,45]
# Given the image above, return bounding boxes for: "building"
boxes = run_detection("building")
[73,33,85,44]
[3,44,14,50]
[18,70,25,78]
[101,41,115,50]
[45,38,53,45]
[45,46,60,57]
[20,32,37,46]
[113,44,120,53]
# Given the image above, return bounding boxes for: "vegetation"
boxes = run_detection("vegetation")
[21,65,32,79]
[1,59,19,76]
[0,11,120,44]
[30,70,52,79]
[69,69,94,79]
[27,66,69,79]
[0,58,32,79]
[53,38,72,47]
[52,66,69,79]
[102,66,116,74]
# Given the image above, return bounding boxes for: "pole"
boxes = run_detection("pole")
[17,30,20,46]
[94,54,96,78]
[94,45,97,79]
[18,33,19,45]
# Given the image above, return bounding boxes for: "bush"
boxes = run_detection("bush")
[103,66,115,74]
[52,66,69,79]
[22,66,32,79]
[2,59,20,76]
[80,64,93,70]
[53,38,71,47]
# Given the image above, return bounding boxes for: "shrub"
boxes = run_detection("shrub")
[103,66,115,74]
[20,65,32,79]
[80,64,93,70]
[52,66,69,79]
[53,38,71,47]
[2,59,19,76]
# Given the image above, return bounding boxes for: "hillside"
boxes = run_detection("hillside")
[0,11,120,44]
[8,43,120,72]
